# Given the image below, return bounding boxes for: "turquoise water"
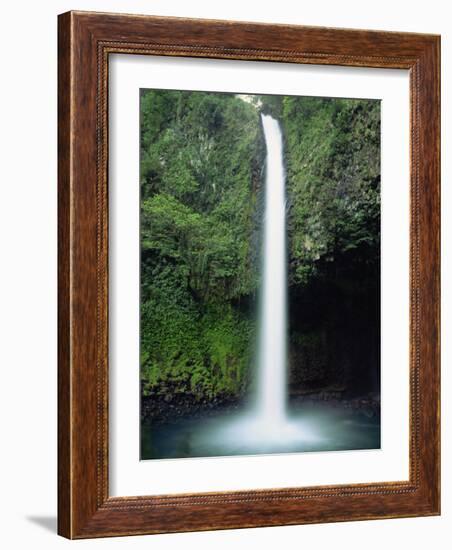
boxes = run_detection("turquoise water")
[140,402,380,460]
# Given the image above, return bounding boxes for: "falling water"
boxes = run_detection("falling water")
[141,111,382,459]
[180,112,321,451]
[256,114,288,426]
[195,113,316,450]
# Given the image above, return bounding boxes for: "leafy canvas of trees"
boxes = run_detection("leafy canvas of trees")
[140,89,380,418]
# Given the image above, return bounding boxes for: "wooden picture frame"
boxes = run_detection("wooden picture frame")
[58,10,440,539]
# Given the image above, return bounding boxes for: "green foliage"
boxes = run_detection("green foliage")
[140,90,262,397]
[286,97,380,284]
[140,89,381,400]
[259,95,381,285]
[140,264,254,398]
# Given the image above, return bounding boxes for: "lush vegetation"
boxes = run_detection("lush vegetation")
[140,89,381,406]
[140,91,264,400]
[274,95,381,395]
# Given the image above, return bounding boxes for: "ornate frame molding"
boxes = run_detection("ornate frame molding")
[58,11,440,538]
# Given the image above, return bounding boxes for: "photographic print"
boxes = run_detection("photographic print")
[58,13,440,537]
[139,89,381,460]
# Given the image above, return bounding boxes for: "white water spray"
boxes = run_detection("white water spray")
[192,113,322,453]
[256,114,288,426]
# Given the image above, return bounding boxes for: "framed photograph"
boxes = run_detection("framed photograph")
[58,11,440,538]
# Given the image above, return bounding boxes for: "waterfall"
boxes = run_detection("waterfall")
[192,114,321,454]
[256,114,287,426]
